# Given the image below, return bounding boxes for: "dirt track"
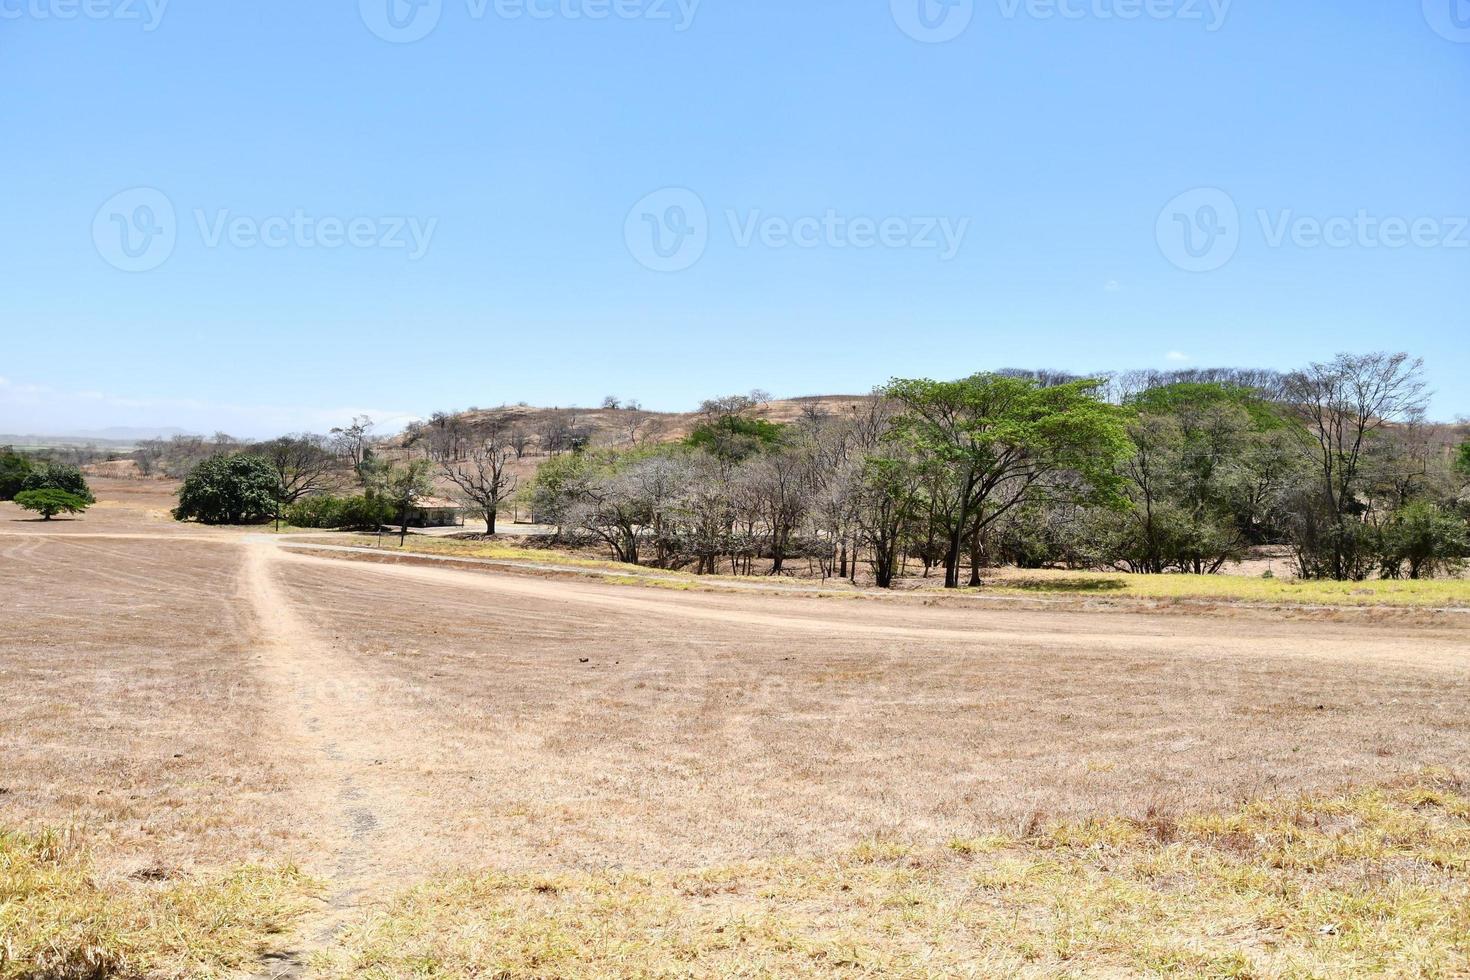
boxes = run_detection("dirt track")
[4,506,1470,964]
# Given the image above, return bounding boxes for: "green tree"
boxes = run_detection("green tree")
[0,448,34,501]
[854,453,925,588]
[885,374,1131,588]
[173,454,280,524]
[1378,501,1468,580]
[685,416,786,462]
[370,460,435,545]
[13,489,90,520]
[1109,383,1300,574]
[20,463,94,504]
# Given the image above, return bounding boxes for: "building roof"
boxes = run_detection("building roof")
[413,496,464,510]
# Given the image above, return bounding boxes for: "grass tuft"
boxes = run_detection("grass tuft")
[315,776,1470,978]
[0,827,314,980]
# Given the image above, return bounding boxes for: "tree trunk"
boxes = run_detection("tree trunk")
[967,523,983,587]
[944,522,966,589]
[486,507,497,536]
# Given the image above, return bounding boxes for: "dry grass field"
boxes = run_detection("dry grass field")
[3,480,1469,977]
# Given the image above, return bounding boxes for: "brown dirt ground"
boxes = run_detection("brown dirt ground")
[3,481,1469,971]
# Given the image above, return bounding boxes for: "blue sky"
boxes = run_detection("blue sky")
[1,0,1467,436]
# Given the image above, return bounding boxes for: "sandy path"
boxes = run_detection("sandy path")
[239,538,447,978]
[275,546,1470,673]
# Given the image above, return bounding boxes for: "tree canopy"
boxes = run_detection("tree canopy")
[173,454,280,525]
[0,449,34,501]
[14,488,90,521]
[884,373,1132,587]
[20,463,94,504]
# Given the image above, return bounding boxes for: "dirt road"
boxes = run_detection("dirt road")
[5,518,1469,969]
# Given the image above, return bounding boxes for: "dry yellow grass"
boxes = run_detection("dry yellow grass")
[985,568,1470,609]
[5,490,1470,977]
[0,828,312,980]
[302,533,1470,610]
[315,775,1469,978]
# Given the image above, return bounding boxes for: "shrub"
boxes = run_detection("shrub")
[13,489,90,520]
[0,448,34,500]
[685,417,786,461]
[284,494,393,530]
[1379,502,1468,580]
[173,454,279,525]
[339,494,395,530]
[285,494,347,528]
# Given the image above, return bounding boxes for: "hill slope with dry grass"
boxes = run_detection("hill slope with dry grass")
[398,394,878,451]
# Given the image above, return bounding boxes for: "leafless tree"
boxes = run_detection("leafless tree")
[508,426,533,459]
[441,435,518,535]
[330,416,375,472]
[255,434,339,529]
[699,390,764,423]
[1283,352,1429,579]
[621,407,664,446]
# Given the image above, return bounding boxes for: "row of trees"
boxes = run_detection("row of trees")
[151,352,1466,585]
[520,354,1467,585]
[170,427,439,545]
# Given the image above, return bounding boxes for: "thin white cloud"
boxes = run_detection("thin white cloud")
[1165,351,1191,363]
[1104,279,1122,292]
[0,377,421,440]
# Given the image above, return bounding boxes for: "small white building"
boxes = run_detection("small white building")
[402,496,466,528]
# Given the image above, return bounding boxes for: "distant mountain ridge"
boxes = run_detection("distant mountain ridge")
[0,426,191,447]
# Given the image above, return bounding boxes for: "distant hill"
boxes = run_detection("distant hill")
[0,426,190,448]
[395,395,879,452]
[71,426,191,441]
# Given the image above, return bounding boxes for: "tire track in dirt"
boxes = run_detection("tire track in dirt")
[240,537,444,978]
[275,548,1470,672]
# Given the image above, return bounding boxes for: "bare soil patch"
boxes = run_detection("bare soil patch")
[3,503,1468,976]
